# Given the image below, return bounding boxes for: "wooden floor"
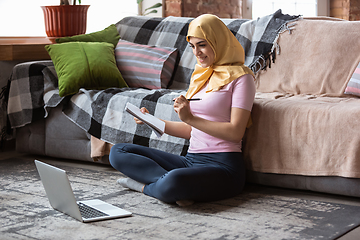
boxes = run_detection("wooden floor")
[1,145,360,240]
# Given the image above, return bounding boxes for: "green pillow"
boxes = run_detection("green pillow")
[45,41,128,97]
[55,24,120,47]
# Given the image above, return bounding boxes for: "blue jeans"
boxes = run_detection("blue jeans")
[109,143,246,203]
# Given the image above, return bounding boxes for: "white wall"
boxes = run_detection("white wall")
[0,0,138,36]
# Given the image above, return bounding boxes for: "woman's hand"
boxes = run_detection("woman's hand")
[173,95,251,143]
[134,104,192,139]
[134,107,149,124]
[173,95,194,124]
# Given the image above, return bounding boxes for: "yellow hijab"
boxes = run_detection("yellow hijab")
[185,14,254,99]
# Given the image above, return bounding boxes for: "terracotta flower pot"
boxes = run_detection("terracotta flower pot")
[41,5,90,39]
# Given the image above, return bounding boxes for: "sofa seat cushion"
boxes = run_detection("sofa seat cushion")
[44,105,92,161]
[243,92,360,178]
[16,118,45,156]
[256,18,360,96]
[246,171,360,198]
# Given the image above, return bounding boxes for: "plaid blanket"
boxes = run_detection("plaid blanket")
[116,9,300,89]
[4,10,300,154]
[64,87,190,155]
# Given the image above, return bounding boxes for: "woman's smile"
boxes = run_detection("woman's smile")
[198,56,207,63]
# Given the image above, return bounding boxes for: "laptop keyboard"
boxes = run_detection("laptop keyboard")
[78,202,109,219]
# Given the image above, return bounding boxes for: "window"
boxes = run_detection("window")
[253,0,317,18]
[242,0,329,19]
[0,0,138,36]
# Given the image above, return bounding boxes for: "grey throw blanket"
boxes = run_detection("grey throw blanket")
[117,9,300,89]
[4,10,300,154]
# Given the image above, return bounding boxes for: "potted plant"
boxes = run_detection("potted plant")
[41,0,90,39]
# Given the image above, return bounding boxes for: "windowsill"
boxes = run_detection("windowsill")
[0,36,52,61]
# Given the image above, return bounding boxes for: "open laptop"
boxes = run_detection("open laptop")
[35,160,132,223]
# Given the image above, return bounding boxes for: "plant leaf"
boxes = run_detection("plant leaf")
[137,0,143,4]
[144,10,158,15]
[144,3,162,11]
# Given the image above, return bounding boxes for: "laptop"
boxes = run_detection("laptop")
[35,160,132,223]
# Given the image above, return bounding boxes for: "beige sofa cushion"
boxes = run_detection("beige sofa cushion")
[243,92,360,178]
[256,18,360,96]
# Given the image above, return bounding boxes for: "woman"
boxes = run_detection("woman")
[109,14,255,206]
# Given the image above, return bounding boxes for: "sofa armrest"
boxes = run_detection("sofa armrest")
[8,60,55,129]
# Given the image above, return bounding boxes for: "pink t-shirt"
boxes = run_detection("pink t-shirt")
[188,74,256,153]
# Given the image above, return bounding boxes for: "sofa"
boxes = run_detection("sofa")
[5,10,360,198]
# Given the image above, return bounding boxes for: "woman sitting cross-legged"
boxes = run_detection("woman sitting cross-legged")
[109,14,256,206]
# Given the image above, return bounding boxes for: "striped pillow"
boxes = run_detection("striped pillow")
[115,39,178,89]
[344,62,360,96]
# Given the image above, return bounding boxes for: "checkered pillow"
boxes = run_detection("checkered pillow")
[115,39,178,89]
[344,62,360,96]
